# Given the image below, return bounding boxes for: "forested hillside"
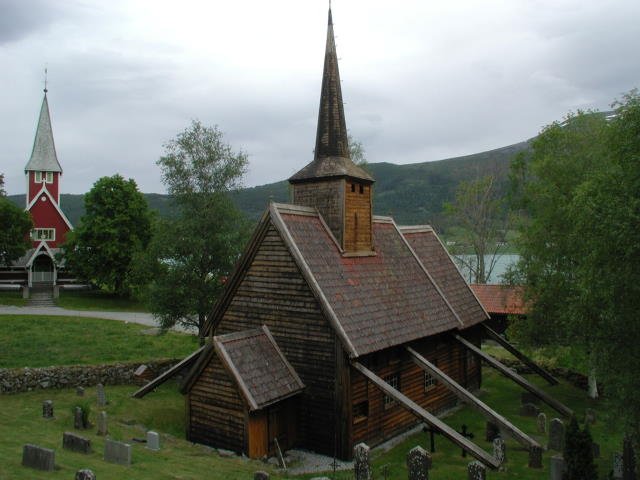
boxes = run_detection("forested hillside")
[9,140,529,231]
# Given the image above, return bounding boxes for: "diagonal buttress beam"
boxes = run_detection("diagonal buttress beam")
[454,335,573,417]
[482,324,559,385]
[407,346,540,450]
[352,361,500,469]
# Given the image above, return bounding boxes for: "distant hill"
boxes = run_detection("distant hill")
[8,140,530,231]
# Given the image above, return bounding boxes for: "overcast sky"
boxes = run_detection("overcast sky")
[2,0,639,195]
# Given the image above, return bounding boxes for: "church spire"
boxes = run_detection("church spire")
[25,89,62,173]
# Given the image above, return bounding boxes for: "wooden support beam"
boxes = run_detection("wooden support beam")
[131,346,206,399]
[454,335,573,418]
[352,362,500,470]
[482,324,559,385]
[407,347,540,450]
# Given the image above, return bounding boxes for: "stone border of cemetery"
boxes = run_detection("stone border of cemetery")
[0,359,180,394]
[499,358,589,391]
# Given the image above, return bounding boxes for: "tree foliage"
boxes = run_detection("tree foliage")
[147,120,250,342]
[0,174,33,266]
[63,175,151,296]
[445,173,509,283]
[509,90,640,438]
[563,417,597,480]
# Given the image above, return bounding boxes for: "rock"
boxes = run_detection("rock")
[63,432,92,454]
[22,444,55,471]
[218,448,235,458]
[354,443,371,480]
[75,469,96,480]
[519,402,540,417]
[406,446,431,480]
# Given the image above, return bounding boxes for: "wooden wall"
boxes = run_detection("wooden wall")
[187,354,246,453]
[344,181,372,253]
[292,179,345,247]
[350,331,482,447]
[215,223,337,455]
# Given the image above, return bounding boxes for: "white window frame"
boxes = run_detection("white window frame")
[424,359,438,391]
[45,171,53,183]
[34,171,42,183]
[31,228,56,241]
[383,373,400,408]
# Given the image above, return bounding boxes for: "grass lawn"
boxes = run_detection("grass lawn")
[0,315,199,368]
[0,367,623,479]
[55,290,148,312]
[484,342,590,375]
[0,290,27,306]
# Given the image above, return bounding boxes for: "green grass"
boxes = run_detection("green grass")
[0,383,273,480]
[0,290,27,306]
[0,315,199,368]
[0,369,622,479]
[55,290,148,312]
[484,342,590,375]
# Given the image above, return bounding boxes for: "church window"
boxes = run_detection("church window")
[34,171,42,183]
[466,350,476,370]
[45,172,53,183]
[424,361,438,391]
[351,183,355,192]
[31,228,56,241]
[353,401,369,423]
[359,184,364,194]
[383,373,400,408]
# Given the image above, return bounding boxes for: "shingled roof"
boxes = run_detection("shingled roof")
[213,326,305,411]
[401,226,489,328]
[470,284,526,316]
[25,92,62,173]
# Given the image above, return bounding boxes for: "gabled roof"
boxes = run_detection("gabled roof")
[401,226,489,327]
[25,92,62,173]
[24,242,61,268]
[27,185,73,230]
[208,203,488,358]
[289,9,372,185]
[183,326,305,411]
[470,284,526,315]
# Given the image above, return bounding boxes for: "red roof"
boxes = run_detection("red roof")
[470,284,526,315]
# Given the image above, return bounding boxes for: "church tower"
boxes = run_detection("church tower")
[24,88,72,253]
[289,8,374,254]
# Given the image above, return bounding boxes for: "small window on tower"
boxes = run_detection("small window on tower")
[359,184,364,194]
[351,183,356,193]
[45,172,53,183]
[34,171,42,183]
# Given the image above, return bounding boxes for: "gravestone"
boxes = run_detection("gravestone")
[97,411,108,436]
[584,408,597,425]
[485,421,500,442]
[536,412,547,433]
[63,432,92,454]
[528,445,542,469]
[354,443,371,480]
[104,439,132,466]
[146,431,160,451]
[548,418,565,451]
[74,406,85,429]
[42,400,54,419]
[467,460,486,480]
[550,454,566,480]
[592,442,601,458]
[520,402,540,417]
[623,437,637,480]
[492,437,506,467]
[521,392,540,405]
[76,386,85,397]
[22,444,55,471]
[613,452,623,479]
[96,383,106,407]
[75,469,96,480]
[406,446,431,480]
[254,472,269,480]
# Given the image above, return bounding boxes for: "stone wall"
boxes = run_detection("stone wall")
[498,358,589,391]
[0,359,180,394]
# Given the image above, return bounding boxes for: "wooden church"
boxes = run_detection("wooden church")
[0,88,73,289]
[138,8,571,468]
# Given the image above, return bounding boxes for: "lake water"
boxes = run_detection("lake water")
[452,254,520,284]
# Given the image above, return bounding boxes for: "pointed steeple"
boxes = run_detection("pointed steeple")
[25,90,62,173]
[289,8,372,183]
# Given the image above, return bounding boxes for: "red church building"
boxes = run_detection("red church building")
[2,88,73,289]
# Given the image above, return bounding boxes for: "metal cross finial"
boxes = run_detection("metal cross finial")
[44,66,48,93]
